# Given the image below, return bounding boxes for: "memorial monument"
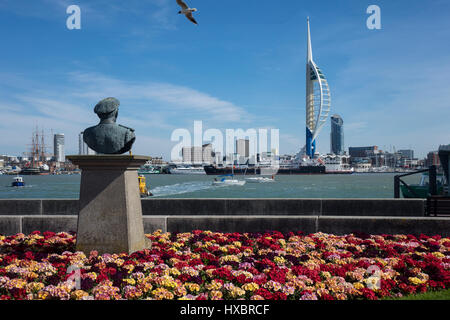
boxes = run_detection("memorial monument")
[67,97,151,254]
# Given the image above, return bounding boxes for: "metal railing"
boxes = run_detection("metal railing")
[394,165,437,198]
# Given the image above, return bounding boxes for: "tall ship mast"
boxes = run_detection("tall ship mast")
[23,126,50,175]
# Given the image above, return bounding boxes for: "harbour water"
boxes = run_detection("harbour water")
[0,173,420,199]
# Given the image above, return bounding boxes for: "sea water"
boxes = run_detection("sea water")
[0,173,421,199]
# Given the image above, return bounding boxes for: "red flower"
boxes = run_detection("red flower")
[255,288,272,300]
[96,273,109,283]
[271,292,287,300]
[361,288,377,300]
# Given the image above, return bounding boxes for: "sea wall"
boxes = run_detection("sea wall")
[1,198,448,236]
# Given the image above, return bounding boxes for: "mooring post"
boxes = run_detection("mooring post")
[429,165,437,196]
[394,175,400,198]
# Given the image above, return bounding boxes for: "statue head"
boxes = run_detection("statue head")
[94,97,120,122]
[83,97,136,154]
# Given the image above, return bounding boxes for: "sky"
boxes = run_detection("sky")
[0,0,449,160]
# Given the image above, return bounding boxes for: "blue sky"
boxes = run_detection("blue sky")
[0,0,449,159]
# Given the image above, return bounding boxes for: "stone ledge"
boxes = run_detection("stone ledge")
[1,215,449,237]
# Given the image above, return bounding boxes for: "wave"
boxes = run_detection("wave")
[150,181,213,197]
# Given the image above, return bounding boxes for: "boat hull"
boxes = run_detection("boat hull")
[204,165,325,175]
[11,182,25,187]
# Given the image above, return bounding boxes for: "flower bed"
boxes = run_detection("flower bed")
[0,230,449,300]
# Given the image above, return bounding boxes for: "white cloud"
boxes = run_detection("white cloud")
[0,71,257,158]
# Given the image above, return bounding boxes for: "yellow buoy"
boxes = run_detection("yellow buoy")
[138,175,152,197]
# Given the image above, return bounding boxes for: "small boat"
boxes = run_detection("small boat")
[400,172,445,198]
[246,176,275,183]
[138,175,153,197]
[12,176,25,187]
[212,174,246,186]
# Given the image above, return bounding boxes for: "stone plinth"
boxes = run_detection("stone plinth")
[67,155,151,254]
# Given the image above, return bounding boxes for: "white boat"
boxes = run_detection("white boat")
[170,166,206,175]
[12,176,25,187]
[246,176,275,183]
[320,154,354,174]
[212,175,246,186]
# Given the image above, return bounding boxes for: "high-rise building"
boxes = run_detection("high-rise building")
[53,133,65,162]
[305,17,331,157]
[398,149,414,159]
[202,143,214,165]
[78,132,96,155]
[330,114,344,155]
[236,139,250,158]
[182,147,192,163]
[182,144,214,165]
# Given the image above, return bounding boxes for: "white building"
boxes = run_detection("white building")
[182,144,215,165]
[236,139,250,158]
[78,132,96,155]
[54,133,65,162]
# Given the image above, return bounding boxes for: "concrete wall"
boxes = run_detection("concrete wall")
[2,198,445,237]
[1,215,449,237]
[0,198,425,216]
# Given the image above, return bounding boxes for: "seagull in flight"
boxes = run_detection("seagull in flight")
[176,0,198,25]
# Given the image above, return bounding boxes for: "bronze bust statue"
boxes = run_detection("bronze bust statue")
[83,97,136,154]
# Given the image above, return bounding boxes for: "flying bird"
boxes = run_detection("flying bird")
[176,0,198,25]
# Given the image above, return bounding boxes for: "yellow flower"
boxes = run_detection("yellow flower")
[353,282,364,290]
[233,241,242,248]
[123,278,136,286]
[37,291,49,300]
[206,280,223,291]
[408,277,426,286]
[210,290,223,300]
[152,287,174,300]
[185,283,200,293]
[170,268,181,276]
[242,282,260,292]
[432,252,445,258]
[274,256,286,265]
[26,282,45,293]
[71,290,90,300]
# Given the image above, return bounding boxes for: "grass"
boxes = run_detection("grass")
[383,288,450,300]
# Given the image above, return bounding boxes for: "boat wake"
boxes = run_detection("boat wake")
[150,181,213,197]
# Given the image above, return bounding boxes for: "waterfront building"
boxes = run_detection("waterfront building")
[427,151,440,167]
[182,144,214,165]
[398,149,414,159]
[53,133,65,162]
[330,114,344,155]
[349,146,378,158]
[78,132,96,155]
[191,146,203,165]
[202,143,214,165]
[305,18,331,158]
[236,139,250,158]
[182,147,192,163]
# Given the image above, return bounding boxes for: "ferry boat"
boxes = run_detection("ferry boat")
[170,166,206,175]
[204,164,324,175]
[320,154,354,174]
[12,176,25,187]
